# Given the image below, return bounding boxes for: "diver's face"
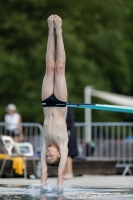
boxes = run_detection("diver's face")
[46,146,60,163]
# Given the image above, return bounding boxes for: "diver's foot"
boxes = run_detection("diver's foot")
[53,14,62,34]
[47,15,54,32]
[64,174,73,180]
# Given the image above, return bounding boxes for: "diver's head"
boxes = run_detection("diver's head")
[46,144,60,167]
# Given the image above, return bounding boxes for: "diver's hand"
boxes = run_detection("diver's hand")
[57,185,63,194]
[40,184,48,193]
[40,184,57,193]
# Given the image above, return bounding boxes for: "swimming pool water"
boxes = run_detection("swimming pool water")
[0,184,133,200]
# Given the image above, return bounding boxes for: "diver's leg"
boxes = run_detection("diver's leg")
[41,15,55,100]
[54,15,67,101]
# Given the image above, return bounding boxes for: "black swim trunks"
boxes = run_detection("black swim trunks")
[42,94,67,107]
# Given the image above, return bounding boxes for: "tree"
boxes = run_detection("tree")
[0,0,133,123]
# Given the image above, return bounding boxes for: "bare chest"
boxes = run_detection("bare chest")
[43,124,68,148]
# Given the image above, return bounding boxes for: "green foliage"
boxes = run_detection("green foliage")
[0,0,133,123]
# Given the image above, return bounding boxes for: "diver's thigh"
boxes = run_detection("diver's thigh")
[41,73,54,100]
[54,73,67,101]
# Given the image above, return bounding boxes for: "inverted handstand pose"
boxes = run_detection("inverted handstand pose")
[41,15,68,193]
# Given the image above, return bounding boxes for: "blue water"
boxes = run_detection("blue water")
[0,184,133,200]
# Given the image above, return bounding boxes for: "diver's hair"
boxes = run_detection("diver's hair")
[47,157,60,167]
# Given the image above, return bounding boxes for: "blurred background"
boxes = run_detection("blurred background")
[0,0,133,123]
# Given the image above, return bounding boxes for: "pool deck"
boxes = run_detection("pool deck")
[0,175,133,189]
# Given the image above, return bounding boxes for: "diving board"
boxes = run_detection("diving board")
[67,103,133,114]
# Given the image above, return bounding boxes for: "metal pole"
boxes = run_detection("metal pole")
[84,86,93,143]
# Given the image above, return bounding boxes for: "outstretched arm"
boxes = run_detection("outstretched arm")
[57,143,68,193]
[41,144,47,186]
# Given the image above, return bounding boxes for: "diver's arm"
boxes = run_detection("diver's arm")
[41,144,47,186]
[57,145,68,193]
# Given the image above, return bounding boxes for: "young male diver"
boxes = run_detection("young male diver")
[41,14,68,194]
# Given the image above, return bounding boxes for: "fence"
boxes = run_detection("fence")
[0,122,133,175]
[0,122,43,154]
[75,122,133,175]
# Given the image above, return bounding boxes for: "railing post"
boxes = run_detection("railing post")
[84,86,93,143]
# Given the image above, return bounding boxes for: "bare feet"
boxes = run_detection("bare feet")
[64,157,73,180]
[47,15,54,32]
[53,14,62,34]
[64,174,73,180]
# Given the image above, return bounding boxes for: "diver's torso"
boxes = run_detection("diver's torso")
[43,107,68,150]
